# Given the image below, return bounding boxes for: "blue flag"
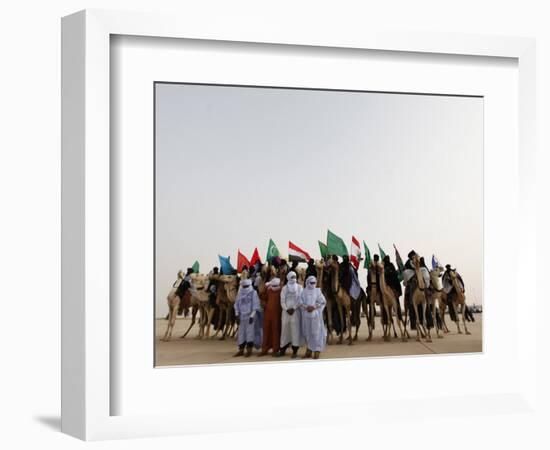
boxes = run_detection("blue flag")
[431,254,440,270]
[218,255,235,275]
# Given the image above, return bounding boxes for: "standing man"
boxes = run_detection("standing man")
[259,277,282,356]
[278,272,303,358]
[233,279,261,357]
[299,276,327,360]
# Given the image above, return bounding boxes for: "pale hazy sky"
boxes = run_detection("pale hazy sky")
[155,83,483,317]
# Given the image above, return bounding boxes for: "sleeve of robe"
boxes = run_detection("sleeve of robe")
[250,291,260,319]
[234,291,241,318]
[315,290,326,311]
[280,286,288,311]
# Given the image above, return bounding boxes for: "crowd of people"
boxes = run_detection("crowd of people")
[170,249,474,359]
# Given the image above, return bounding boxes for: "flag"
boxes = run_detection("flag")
[191,260,200,273]
[237,250,251,273]
[432,254,441,270]
[394,244,404,282]
[265,238,280,262]
[378,243,387,260]
[218,255,235,275]
[350,236,361,269]
[318,241,328,259]
[327,229,348,257]
[250,247,262,267]
[363,241,371,268]
[288,241,311,263]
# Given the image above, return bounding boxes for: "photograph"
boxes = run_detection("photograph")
[154,82,483,366]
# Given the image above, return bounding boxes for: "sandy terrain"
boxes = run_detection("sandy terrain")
[155,313,482,366]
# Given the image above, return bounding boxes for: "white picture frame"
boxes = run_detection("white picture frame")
[61,9,537,441]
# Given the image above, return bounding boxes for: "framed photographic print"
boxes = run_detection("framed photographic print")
[62,9,537,441]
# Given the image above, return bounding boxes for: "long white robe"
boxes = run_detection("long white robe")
[280,282,303,347]
[299,286,327,352]
[234,287,261,345]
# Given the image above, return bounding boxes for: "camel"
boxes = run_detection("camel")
[428,267,450,335]
[448,269,471,335]
[296,266,307,286]
[209,273,239,340]
[378,263,409,342]
[328,260,353,345]
[162,272,211,341]
[408,256,431,342]
[365,261,383,341]
[162,271,185,341]
[178,274,216,340]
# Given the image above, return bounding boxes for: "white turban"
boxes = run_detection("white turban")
[268,277,281,288]
[240,278,252,288]
[306,275,317,289]
[287,271,297,282]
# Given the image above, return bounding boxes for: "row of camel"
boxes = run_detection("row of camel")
[162,255,470,344]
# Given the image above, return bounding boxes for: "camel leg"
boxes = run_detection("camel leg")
[395,311,407,342]
[384,305,392,341]
[162,306,175,341]
[205,308,214,338]
[336,302,344,344]
[390,306,398,338]
[462,304,471,335]
[327,300,334,344]
[181,307,197,339]
[412,303,421,342]
[421,302,431,342]
[454,302,462,334]
[432,299,443,339]
[353,300,360,341]
[439,301,450,333]
[212,307,223,338]
[366,298,374,341]
[346,306,353,345]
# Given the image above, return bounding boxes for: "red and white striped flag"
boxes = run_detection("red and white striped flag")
[350,236,361,269]
[288,241,311,263]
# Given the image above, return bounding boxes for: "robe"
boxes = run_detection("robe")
[299,286,327,352]
[262,286,282,353]
[280,282,303,348]
[234,287,261,346]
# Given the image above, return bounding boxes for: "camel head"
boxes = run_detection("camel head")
[190,273,207,290]
[177,269,184,279]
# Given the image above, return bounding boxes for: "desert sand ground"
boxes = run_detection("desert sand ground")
[155,313,482,366]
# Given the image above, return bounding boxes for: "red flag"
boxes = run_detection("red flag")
[249,247,262,267]
[237,249,251,273]
[288,241,311,263]
[350,236,361,269]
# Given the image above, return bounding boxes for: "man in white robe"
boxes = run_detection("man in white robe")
[277,271,303,358]
[299,275,327,359]
[233,279,261,357]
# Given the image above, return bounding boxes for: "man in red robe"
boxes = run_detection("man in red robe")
[258,277,282,357]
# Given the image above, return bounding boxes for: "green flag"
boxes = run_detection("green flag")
[327,230,348,257]
[394,244,404,282]
[266,238,280,262]
[191,260,200,273]
[318,241,328,259]
[378,243,387,260]
[363,241,371,268]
